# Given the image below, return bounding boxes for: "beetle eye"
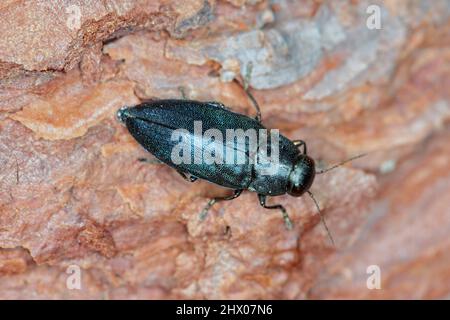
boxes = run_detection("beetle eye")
[288,181,305,197]
[287,155,315,197]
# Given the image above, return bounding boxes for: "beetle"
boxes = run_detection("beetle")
[117,81,363,245]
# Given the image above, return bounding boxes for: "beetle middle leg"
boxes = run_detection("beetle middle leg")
[176,170,198,182]
[199,189,243,221]
[258,194,293,230]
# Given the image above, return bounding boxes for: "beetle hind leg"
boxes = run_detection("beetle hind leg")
[199,189,243,221]
[258,194,293,230]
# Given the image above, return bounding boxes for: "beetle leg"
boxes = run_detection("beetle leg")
[199,189,243,221]
[234,63,262,122]
[243,61,253,92]
[206,101,228,110]
[178,86,188,100]
[257,194,293,230]
[176,170,198,182]
[293,140,307,155]
[238,81,262,122]
[138,157,162,164]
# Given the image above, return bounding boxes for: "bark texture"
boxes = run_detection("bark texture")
[0,0,449,299]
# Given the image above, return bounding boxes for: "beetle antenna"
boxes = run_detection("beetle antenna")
[307,191,335,246]
[316,153,366,174]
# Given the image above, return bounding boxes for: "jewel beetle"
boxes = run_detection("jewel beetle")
[117,81,363,244]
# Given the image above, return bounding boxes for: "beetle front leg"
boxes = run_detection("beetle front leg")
[293,140,307,154]
[199,189,243,221]
[258,194,293,230]
[178,86,188,100]
[234,62,262,122]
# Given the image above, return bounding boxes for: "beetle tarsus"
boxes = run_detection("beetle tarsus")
[199,199,215,221]
[178,86,188,100]
[283,213,294,230]
[177,170,198,182]
[258,194,294,230]
[199,189,243,221]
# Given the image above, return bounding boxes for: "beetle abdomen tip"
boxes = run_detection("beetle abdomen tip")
[117,106,131,123]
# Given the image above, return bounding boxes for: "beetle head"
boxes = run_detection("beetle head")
[287,154,316,197]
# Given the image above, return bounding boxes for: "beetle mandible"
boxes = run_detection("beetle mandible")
[117,79,363,245]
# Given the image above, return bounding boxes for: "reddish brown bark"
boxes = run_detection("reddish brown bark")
[0,0,449,299]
